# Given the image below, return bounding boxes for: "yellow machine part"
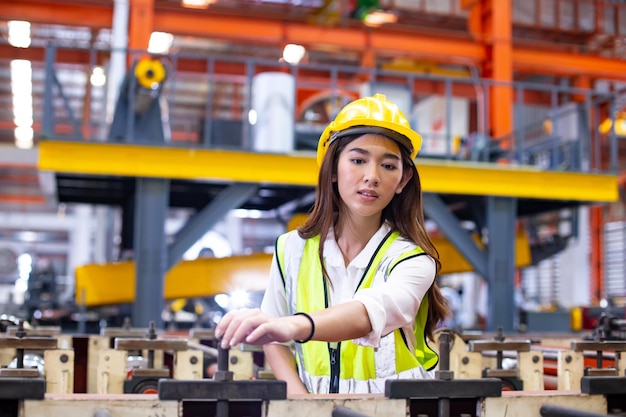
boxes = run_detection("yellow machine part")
[75,231,530,307]
[75,252,272,307]
[134,57,166,89]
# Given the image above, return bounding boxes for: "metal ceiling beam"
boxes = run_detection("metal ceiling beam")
[153,11,486,64]
[0,0,112,28]
[0,212,73,231]
[512,48,626,80]
[4,1,626,79]
[0,145,38,165]
[0,194,46,204]
[0,45,108,65]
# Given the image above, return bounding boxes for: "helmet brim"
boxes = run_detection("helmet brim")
[329,126,413,156]
[317,124,421,166]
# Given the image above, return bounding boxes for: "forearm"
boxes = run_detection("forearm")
[215,302,373,349]
[305,300,372,343]
[264,343,308,395]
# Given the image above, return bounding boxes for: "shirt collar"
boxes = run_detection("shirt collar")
[324,223,392,268]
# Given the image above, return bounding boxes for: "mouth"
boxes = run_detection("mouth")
[358,190,379,198]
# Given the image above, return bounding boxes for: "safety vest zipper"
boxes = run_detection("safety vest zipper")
[328,342,341,393]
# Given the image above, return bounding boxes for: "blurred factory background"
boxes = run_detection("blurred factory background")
[0,0,625,334]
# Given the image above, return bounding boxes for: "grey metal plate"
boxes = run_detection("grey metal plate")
[158,379,287,400]
[385,378,502,399]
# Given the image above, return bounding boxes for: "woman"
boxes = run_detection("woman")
[215,93,449,394]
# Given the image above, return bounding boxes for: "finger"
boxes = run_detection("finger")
[218,310,246,348]
[245,316,290,345]
[244,321,270,344]
[219,309,257,348]
[228,312,266,347]
[214,310,236,339]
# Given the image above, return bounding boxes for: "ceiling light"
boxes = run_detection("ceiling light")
[8,21,31,48]
[181,0,215,9]
[282,43,306,65]
[148,31,174,54]
[10,59,33,149]
[90,66,106,87]
[248,109,258,125]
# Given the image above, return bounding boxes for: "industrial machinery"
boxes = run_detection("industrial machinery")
[108,57,169,143]
[0,319,623,417]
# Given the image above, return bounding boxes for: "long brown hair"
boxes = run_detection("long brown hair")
[298,134,450,340]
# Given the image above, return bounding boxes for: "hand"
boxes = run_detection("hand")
[214,308,296,349]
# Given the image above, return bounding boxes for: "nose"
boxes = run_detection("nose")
[364,164,380,186]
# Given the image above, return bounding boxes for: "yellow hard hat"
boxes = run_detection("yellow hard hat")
[317,93,422,166]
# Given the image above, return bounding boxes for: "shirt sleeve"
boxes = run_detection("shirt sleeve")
[260,252,289,318]
[260,252,294,347]
[352,254,437,347]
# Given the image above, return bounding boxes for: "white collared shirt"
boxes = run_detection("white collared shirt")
[260,223,436,351]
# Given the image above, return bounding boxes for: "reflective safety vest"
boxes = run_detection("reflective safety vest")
[275,229,438,394]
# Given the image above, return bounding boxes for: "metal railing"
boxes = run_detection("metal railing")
[11,43,618,174]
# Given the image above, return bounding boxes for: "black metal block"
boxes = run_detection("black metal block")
[385,378,502,399]
[0,378,45,399]
[158,378,287,401]
[580,376,626,395]
[540,404,609,417]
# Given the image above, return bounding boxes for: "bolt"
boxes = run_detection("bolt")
[190,356,198,365]
[60,354,69,363]
[16,321,26,339]
[532,355,540,363]
[495,326,505,342]
[565,355,572,363]
[230,356,238,365]
[462,356,469,365]
[147,321,157,340]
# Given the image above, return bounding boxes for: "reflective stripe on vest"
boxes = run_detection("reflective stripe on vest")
[275,230,439,393]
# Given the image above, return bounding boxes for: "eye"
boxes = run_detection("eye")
[351,158,365,165]
[382,163,398,170]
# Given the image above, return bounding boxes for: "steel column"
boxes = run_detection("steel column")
[486,196,517,332]
[133,177,170,328]
[129,0,153,51]
[487,0,513,141]
[42,46,56,139]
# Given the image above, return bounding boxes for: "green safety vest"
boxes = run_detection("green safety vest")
[276,230,438,393]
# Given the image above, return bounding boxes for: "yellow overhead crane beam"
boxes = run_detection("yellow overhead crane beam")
[39,141,619,202]
[38,141,615,306]
[75,231,531,307]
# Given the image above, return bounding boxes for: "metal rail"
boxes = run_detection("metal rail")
[31,43,620,174]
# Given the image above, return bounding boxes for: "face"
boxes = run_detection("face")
[334,134,412,222]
